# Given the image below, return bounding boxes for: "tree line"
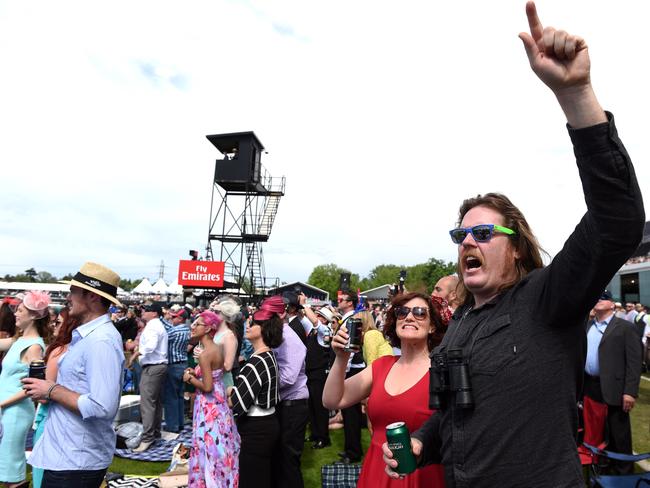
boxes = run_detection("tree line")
[307,258,456,301]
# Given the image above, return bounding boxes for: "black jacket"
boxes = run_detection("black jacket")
[412,114,645,488]
[591,316,642,405]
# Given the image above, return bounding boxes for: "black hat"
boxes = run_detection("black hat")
[143,303,163,316]
[599,290,613,301]
[282,291,303,310]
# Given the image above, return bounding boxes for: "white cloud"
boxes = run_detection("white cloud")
[0,0,647,285]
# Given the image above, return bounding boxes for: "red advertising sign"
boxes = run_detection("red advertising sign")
[178,260,225,288]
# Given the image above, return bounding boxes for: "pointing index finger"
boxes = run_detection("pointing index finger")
[526,1,543,42]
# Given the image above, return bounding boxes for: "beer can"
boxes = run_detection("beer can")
[29,360,46,380]
[344,318,362,353]
[323,325,332,348]
[386,421,417,475]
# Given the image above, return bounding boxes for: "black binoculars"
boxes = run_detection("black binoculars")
[429,348,474,410]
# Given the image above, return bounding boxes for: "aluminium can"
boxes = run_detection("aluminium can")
[29,360,46,380]
[386,421,417,474]
[344,318,362,353]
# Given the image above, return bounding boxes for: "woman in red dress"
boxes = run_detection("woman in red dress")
[323,292,450,487]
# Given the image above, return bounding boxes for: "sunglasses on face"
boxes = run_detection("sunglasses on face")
[395,306,428,320]
[449,224,516,244]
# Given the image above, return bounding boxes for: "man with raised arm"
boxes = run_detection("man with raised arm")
[382,3,644,487]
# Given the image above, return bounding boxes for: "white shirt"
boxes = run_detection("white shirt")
[138,317,168,366]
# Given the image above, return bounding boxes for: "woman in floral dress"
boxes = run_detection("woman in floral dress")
[183,311,240,488]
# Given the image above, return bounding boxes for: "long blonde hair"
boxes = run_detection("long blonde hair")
[354,310,377,334]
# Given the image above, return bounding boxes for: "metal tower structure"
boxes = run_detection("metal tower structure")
[204,131,285,297]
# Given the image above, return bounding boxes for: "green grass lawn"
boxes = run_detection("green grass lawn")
[107,426,369,488]
[106,379,650,488]
[631,374,650,454]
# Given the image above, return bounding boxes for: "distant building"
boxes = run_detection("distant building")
[268,281,329,303]
[360,284,396,302]
[607,221,650,305]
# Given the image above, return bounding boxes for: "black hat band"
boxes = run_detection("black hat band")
[73,272,118,297]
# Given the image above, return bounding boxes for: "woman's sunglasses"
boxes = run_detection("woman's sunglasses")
[449,224,516,244]
[394,306,428,320]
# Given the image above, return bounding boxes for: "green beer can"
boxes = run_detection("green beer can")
[386,421,417,475]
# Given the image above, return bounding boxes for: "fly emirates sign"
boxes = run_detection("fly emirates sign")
[177,260,225,288]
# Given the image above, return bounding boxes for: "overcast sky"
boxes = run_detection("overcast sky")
[1,0,648,285]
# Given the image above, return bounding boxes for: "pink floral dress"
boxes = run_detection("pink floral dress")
[188,366,240,488]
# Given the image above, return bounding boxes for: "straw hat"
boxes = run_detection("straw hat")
[316,307,335,322]
[65,262,122,306]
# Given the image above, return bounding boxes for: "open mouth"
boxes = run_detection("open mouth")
[464,255,482,271]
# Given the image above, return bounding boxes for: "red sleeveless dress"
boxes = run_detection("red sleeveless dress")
[357,355,445,488]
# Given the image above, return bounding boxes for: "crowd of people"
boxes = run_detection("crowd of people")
[0,2,649,488]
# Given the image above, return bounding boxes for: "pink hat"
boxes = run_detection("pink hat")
[23,291,51,319]
[253,296,285,322]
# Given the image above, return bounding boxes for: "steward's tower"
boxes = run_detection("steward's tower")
[205,131,285,296]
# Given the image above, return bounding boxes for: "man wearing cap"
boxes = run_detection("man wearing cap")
[584,291,642,474]
[162,308,190,433]
[23,262,125,488]
[133,302,169,452]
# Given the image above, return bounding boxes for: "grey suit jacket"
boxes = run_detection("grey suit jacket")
[597,316,642,405]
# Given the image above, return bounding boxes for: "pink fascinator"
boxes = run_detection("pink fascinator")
[23,291,52,319]
[199,311,222,332]
[253,296,285,322]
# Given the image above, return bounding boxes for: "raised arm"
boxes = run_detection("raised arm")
[518,1,606,128]
[322,323,372,410]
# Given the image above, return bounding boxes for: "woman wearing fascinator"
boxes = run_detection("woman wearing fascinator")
[0,291,50,488]
[227,296,284,488]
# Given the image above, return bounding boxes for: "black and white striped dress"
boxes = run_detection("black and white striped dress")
[231,350,279,417]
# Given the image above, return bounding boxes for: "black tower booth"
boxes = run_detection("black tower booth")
[204,131,285,299]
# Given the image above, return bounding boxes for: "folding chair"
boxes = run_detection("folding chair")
[583,443,650,487]
[579,396,608,466]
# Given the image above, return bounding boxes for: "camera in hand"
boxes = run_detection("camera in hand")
[29,360,46,380]
[344,318,362,353]
[429,348,473,410]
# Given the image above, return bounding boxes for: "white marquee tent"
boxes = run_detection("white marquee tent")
[151,278,170,294]
[131,278,153,294]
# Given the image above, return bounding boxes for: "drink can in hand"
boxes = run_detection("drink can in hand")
[344,318,362,353]
[29,360,46,380]
[386,421,417,475]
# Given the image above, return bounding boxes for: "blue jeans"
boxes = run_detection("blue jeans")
[131,361,142,394]
[163,362,186,432]
[42,468,106,488]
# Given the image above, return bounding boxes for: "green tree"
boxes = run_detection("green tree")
[36,271,58,283]
[307,264,360,302]
[119,278,138,292]
[25,268,37,282]
[363,264,404,291]
[408,258,457,295]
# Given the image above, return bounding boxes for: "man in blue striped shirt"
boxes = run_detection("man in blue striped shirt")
[163,308,190,432]
[23,262,125,488]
